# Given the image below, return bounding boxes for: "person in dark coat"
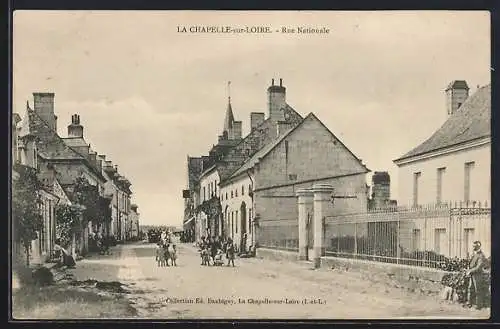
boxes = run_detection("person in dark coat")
[226,238,235,267]
[466,240,488,309]
[54,239,76,268]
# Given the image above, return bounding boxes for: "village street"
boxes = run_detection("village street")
[66,241,489,320]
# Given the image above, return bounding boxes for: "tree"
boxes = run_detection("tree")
[55,204,83,249]
[73,176,100,228]
[12,164,44,266]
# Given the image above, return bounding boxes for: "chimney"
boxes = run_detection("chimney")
[445,80,469,116]
[232,121,242,140]
[89,151,97,167]
[267,78,286,122]
[250,112,265,131]
[68,114,84,138]
[33,92,57,131]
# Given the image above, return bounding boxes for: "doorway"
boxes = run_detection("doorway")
[240,202,247,252]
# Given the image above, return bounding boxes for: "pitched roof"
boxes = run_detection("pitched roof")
[24,107,106,181]
[224,112,369,184]
[187,156,203,189]
[395,84,490,161]
[218,104,303,181]
[62,137,88,148]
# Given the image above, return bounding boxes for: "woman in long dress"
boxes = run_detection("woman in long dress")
[54,239,76,268]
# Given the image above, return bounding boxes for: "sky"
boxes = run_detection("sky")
[13,11,490,227]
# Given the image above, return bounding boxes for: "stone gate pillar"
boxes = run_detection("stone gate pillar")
[312,183,334,268]
[296,188,313,261]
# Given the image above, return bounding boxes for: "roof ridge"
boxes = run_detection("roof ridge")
[395,83,490,161]
[28,109,107,181]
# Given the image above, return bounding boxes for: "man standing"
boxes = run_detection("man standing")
[466,240,487,309]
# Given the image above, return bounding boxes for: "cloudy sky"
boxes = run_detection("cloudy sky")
[13,11,490,227]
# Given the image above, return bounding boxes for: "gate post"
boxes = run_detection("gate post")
[296,188,313,261]
[312,184,334,268]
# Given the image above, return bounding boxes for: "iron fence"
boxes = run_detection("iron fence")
[324,202,490,269]
[258,218,299,252]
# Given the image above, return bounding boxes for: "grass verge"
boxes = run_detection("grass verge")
[12,283,137,319]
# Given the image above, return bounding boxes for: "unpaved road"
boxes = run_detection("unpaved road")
[68,242,490,319]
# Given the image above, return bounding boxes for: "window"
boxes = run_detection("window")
[249,208,252,234]
[226,192,228,200]
[235,189,238,197]
[434,228,446,254]
[413,172,421,207]
[437,167,446,204]
[412,229,421,251]
[231,191,233,198]
[214,181,217,196]
[464,228,475,258]
[242,185,245,196]
[203,187,206,201]
[464,162,475,202]
[235,210,238,233]
[231,212,234,238]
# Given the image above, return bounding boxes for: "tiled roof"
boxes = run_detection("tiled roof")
[62,137,88,148]
[187,157,203,189]
[218,104,303,181]
[396,84,490,161]
[26,109,84,160]
[25,108,106,181]
[226,112,369,182]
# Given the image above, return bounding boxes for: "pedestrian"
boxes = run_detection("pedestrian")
[54,239,76,268]
[465,240,488,309]
[226,238,235,267]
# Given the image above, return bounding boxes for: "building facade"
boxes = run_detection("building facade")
[185,79,370,252]
[394,81,491,206]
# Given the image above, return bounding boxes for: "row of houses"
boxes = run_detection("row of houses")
[183,78,490,262]
[11,92,141,266]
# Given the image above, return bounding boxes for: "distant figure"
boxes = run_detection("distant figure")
[226,238,235,267]
[166,243,177,266]
[213,249,224,266]
[54,239,76,268]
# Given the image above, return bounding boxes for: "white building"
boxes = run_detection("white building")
[394,81,491,207]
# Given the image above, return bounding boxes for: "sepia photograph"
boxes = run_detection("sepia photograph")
[10,10,491,320]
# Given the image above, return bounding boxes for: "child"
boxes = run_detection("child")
[201,247,211,266]
[226,240,235,267]
[214,249,224,266]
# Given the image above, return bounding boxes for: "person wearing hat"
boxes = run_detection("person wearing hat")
[465,240,487,309]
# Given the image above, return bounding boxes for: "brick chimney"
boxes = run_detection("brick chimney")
[445,80,469,116]
[68,114,84,138]
[33,92,57,131]
[250,112,265,131]
[267,78,286,122]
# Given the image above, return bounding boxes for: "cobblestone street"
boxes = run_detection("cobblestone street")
[67,242,490,319]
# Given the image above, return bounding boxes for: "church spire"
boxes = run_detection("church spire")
[223,81,234,133]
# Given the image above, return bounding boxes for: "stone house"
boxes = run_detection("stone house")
[393,81,491,257]
[393,81,491,206]
[129,204,140,239]
[16,93,108,255]
[186,79,370,251]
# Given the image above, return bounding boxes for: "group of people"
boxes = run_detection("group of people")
[198,235,235,267]
[155,230,178,267]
